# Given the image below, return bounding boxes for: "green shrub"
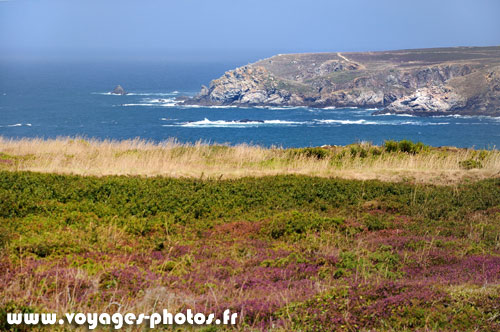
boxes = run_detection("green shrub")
[0,227,9,251]
[384,139,429,154]
[384,140,399,153]
[478,150,489,160]
[290,147,330,159]
[349,144,370,158]
[0,302,37,332]
[0,171,498,234]
[398,139,415,153]
[459,159,483,170]
[370,147,382,156]
[264,211,344,239]
[370,245,400,276]
[363,214,391,231]
[333,246,400,279]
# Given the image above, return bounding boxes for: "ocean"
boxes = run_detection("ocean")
[1,60,499,148]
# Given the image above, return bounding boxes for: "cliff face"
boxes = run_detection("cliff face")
[186,47,500,116]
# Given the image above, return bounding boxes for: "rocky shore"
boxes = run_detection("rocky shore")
[185,47,500,117]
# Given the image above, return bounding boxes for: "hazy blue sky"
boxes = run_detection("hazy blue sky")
[1,0,499,62]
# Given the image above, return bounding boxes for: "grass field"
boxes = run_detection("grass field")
[1,137,499,184]
[1,138,499,331]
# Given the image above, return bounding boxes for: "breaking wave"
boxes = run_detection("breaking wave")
[162,118,455,128]
[127,92,180,96]
[0,123,32,128]
[121,97,179,107]
[314,119,450,126]
[93,91,180,96]
[373,113,415,117]
[174,118,304,128]
[315,119,379,125]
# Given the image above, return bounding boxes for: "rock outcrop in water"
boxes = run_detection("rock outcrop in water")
[111,85,127,95]
[185,47,500,117]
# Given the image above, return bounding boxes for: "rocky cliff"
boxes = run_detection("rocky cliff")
[185,46,500,116]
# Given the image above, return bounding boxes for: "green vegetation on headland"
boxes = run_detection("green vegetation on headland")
[1,170,499,331]
[188,46,500,117]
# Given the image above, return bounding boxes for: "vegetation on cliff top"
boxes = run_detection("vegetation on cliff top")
[189,46,500,116]
[1,137,499,184]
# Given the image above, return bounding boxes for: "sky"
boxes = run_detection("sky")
[1,0,499,62]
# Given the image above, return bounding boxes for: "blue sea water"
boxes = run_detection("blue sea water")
[1,60,499,148]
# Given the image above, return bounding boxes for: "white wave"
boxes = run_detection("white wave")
[179,118,303,128]
[140,98,178,106]
[181,104,284,109]
[265,106,306,110]
[121,103,158,107]
[0,123,31,128]
[433,114,500,121]
[455,123,490,125]
[315,119,378,125]
[365,108,380,111]
[400,121,449,125]
[373,113,415,117]
[92,91,180,96]
[314,119,450,126]
[120,97,198,108]
[144,98,176,103]
[433,114,468,118]
[262,120,302,124]
[203,105,240,109]
[121,99,179,107]
[3,123,31,127]
[127,92,179,96]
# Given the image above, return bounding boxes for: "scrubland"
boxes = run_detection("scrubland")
[0,138,499,331]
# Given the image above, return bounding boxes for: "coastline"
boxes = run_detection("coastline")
[178,97,500,118]
[184,46,500,117]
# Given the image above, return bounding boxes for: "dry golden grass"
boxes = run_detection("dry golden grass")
[0,136,499,184]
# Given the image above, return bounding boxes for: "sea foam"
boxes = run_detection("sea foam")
[178,118,303,128]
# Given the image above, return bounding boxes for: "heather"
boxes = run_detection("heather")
[0,172,499,331]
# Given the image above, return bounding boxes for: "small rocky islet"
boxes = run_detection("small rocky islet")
[111,85,128,95]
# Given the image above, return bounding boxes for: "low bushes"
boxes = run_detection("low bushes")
[263,211,344,239]
[384,139,430,154]
[0,171,499,331]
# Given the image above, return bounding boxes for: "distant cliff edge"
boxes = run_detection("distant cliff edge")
[185,46,500,117]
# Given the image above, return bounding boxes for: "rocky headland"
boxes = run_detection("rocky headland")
[185,46,500,116]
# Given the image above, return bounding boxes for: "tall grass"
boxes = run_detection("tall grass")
[0,136,499,183]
